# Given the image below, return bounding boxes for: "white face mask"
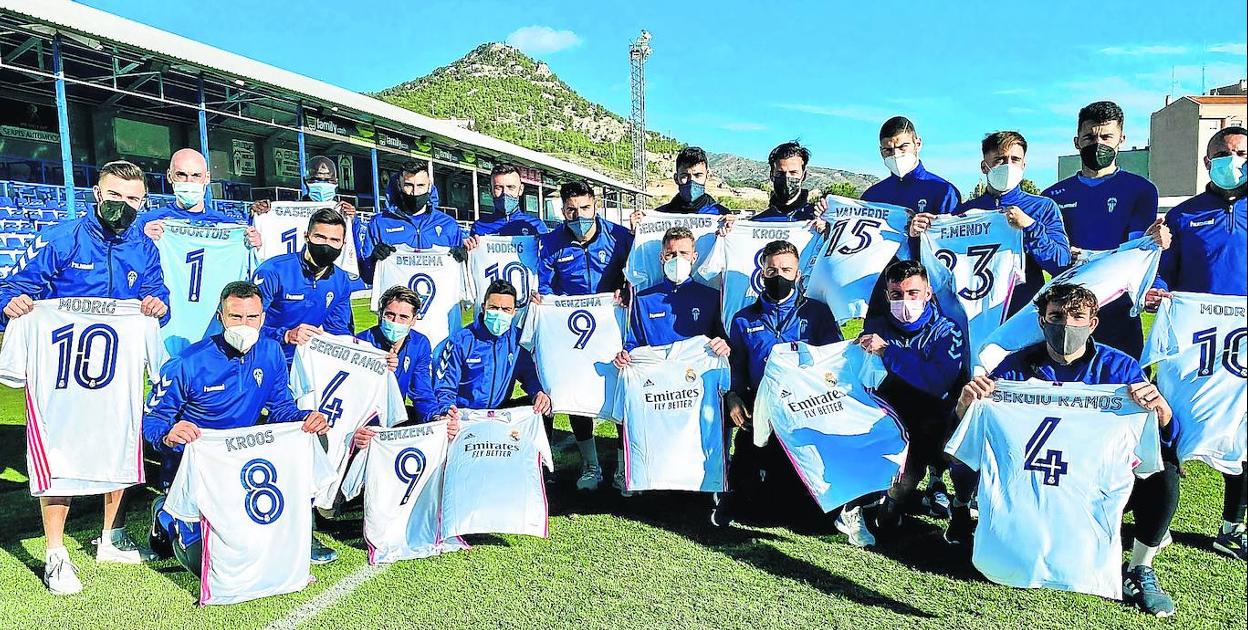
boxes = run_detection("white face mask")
[223,324,260,353]
[986,163,1024,193]
[171,181,206,208]
[1209,155,1248,190]
[883,153,918,178]
[662,255,693,284]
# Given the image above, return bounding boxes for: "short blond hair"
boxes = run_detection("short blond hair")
[981,131,1028,156]
[98,160,147,189]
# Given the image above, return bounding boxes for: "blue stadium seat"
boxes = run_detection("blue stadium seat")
[5,237,22,249]
[0,195,16,209]
[0,253,16,268]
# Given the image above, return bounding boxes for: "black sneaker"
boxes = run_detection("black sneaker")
[876,496,903,534]
[922,482,952,520]
[944,506,974,546]
[709,492,733,529]
[1213,524,1246,561]
[149,497,173,560]
[1123,564,1176,617]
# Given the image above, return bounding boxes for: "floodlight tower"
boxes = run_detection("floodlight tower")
[629,30,652,190]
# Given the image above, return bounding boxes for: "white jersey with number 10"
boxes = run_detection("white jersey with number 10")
[467,234,539,320]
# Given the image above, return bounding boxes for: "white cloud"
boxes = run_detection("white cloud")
[721,122,768,131]
[1208,42,1248,55]
[505,26,582,55]
[1099,44,1189,56]
[772,102,891,123]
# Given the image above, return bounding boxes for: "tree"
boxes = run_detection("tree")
[970,178,1041,199]
[825,182,859,199]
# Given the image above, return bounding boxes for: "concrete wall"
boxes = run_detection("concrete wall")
[1150,98,1248,197]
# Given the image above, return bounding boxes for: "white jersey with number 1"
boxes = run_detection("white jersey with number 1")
[164,423,336,606]
[253,201,358,275]
[155,220,253,356]
[946,381,1161,600]
[339,421,468,564]
[289,333,407,509]
[371,246,467,352]
[0,298,165,496]
[1143,292,1247,474]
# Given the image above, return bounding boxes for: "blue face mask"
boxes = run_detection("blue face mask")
[566,216,595,240]
[307,181,337,202]
[678,180,705,203]
[493,193,521,214]
[483,309,514,336]
[379,318,410,344]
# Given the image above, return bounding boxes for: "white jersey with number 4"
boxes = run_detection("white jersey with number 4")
[0,298,165,496]
[289,333,407,509]
[946,381,1161,600]
[920,209,1023,367]
[371,245,467,351]
[697,220,819,332]
[467,234,539,321]
[340,421,467,564]
[625,211,721,291]
[611,336,729,492]
[752,340,907,512]
[806,197,911,323]
[164,423,336,606]
[521,293,625,417]
[441,409,553,538]
[979,237,1162,373]
[1143,292,1247,474]
[253,201,358,275]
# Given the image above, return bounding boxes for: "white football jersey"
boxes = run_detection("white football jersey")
[163,423,336,605]
[467,234,539,321]
[920,209,1024,367]
[752,340,907,512]
[806,197,911,323]
[252,201,359,275]
[520,292,625,417]
[697,220,820,331]
[946,380,1161,600]
[1142,292,1247,474]
[625,211,721,291]
[339,421,467,564]
[980,237,1162,373]
[0,298,165,496]
[610,336,729,492]
[371,246,467,351]
[155,220,253,356]
[441,409,554,538]
[289,333,407,509]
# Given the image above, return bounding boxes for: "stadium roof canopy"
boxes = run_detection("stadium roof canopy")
[0,0,643,199]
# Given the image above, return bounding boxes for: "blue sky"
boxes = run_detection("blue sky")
[83,0,1248,193]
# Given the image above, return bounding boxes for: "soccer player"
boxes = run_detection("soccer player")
[866,116,962,235]
[413,279,550,439]
[934,131,1071,314]
[466,163,551,241]
[0,160,170,594]
[533,180,632,492]
[357,161,465,283]
[956,284,1179,617]
[858,260,966,532]
[355,285,439,423]
[251,208,355,367]
[249,154,358,235]
[652,147,732,215]
[140,148,262,248]
[1147,125,1248,561]
[718,240,843,527]
[143,281,330,574]
[752,141,822,222]
[1042,101,1170,358]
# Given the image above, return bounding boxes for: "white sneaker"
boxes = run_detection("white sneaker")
[94,531,158,564]
[835,506,876,548]
[43,552,83,595]
[576,465,603,491]
[612,469,633,497]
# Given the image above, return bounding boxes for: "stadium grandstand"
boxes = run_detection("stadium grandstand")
[0,0,643,278]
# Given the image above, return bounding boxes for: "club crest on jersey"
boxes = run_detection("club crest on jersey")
[325,292,334,307]
[799,319,809,335]
[691,307,701,321]
[253,369,264,387]
[1107,197,1118,213]
[509,429,521,442]
[684,368,696,383]
[598,250,607,263]
[917,199,928,213]
[127,270,138,288]
[824,372,837,387]
[403,357,411,371]
[435,225,443,236]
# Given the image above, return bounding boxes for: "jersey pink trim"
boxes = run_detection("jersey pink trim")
[538,458,550,538]
[619,419,632,492]
[199,518,212,606]
[24,389,50,492]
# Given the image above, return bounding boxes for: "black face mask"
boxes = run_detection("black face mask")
[97,199,137,234]
[772,173,803,201]
[399,192,429,215]
[762,274,795,302]
[1079,143,1117,170]
[306,242,341,268]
